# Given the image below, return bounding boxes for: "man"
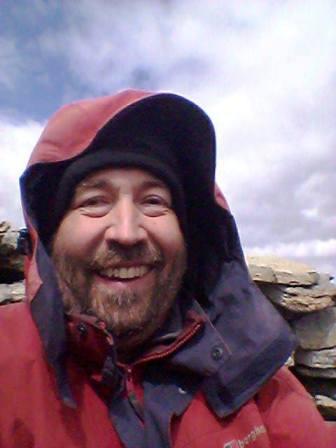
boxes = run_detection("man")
[0,90,332,447]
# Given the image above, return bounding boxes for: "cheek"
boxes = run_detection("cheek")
[148,216,185,257]
[53,215,103,258]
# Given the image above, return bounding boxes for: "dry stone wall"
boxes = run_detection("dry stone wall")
[248,255,336,421]
[0,222,24,303]
[1,222,335,420]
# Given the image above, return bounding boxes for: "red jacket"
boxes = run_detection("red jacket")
[8,90,333,447]
[0,302,332,448]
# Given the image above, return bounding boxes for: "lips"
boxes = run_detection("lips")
[98,265,151,280]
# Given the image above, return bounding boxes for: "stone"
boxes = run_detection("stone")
[247,255,319,286]
[293,307,336,349]
[259,283,336,313]
[295,374,336,400]
[247,262,276,283]
[0,222,10,233]
[285,354,295,368]
[0,282,25,304]
[314,395,336,420]
[319,273,335,286]
[295,348,336,369]
[0,222,24,281]
[295,373,336,419]
[295,366,336,379]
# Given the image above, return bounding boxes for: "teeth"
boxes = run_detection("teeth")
[100,265,150,280]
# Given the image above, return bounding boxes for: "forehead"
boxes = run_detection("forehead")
[75,167,168,192]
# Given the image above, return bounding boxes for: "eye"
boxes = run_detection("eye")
[80,195,108,207]
[73,195,112,217]
[144,195,168,206]
[141,194,172,216]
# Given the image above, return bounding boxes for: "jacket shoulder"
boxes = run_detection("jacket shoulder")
[0,300,33,327]
[0,302,43,363]
[257,367,334,447]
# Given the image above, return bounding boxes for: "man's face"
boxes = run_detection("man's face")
[52,167,187,352]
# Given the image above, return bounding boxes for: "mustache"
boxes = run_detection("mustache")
[88,242,164,269]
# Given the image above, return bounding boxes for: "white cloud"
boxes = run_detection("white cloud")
[247,239,336,277]
[1,0,335,275]
[248,238,336,259]
[0,120,43,226]
[0,37,22,90]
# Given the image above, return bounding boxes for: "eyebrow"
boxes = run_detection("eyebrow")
[75,178,169,194]
[139,179,169,191]
[76,178,110,192]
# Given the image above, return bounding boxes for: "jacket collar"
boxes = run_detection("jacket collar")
[29,210,296,416]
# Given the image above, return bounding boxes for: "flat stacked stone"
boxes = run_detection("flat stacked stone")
[0,282,25,305]
[0,221,24,282]
[293,308,336,351]
[247,255,320,287]
[315,395,336,420]
[0,222,24,305]
[247,254,336,420]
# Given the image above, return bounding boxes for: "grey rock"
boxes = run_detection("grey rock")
[0,282,25,304]
[295,348,336,369]
[293,307,336,350]
[248,263,276,283]
[314,395,336,420]
[295,366,336,378]
[295,373,336,419]
[0,222,24,277]
[259,283,336,313]
[295,374,336,401]
[285,354,295,368]
[0,222,10,233]
[318,273,335,286]
[247,255,319,286]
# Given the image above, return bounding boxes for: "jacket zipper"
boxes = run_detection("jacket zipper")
[121,322,202,423]
[125,366,144,421]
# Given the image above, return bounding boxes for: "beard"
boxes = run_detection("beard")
[52,241,187,350]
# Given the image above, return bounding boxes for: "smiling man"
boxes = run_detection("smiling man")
[0,90,333,447]
[52,167,187,353]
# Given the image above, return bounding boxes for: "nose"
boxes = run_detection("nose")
[104,198,147,246]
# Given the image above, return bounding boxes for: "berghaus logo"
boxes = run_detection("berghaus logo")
[224,441,239,448]
[223,425,266,448]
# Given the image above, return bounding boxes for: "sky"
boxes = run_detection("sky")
[1,0,335,277]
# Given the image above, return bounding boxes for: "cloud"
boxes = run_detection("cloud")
[247,239,336,277]
[1,0,335,275]
[249,238,336,259]
[0,120,43,226]
[0,37,23,91]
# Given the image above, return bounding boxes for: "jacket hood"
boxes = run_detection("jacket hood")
[19,89,296,418]
[21,89,219,301]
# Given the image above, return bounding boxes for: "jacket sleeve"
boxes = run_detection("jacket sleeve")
[257,366,335,448]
